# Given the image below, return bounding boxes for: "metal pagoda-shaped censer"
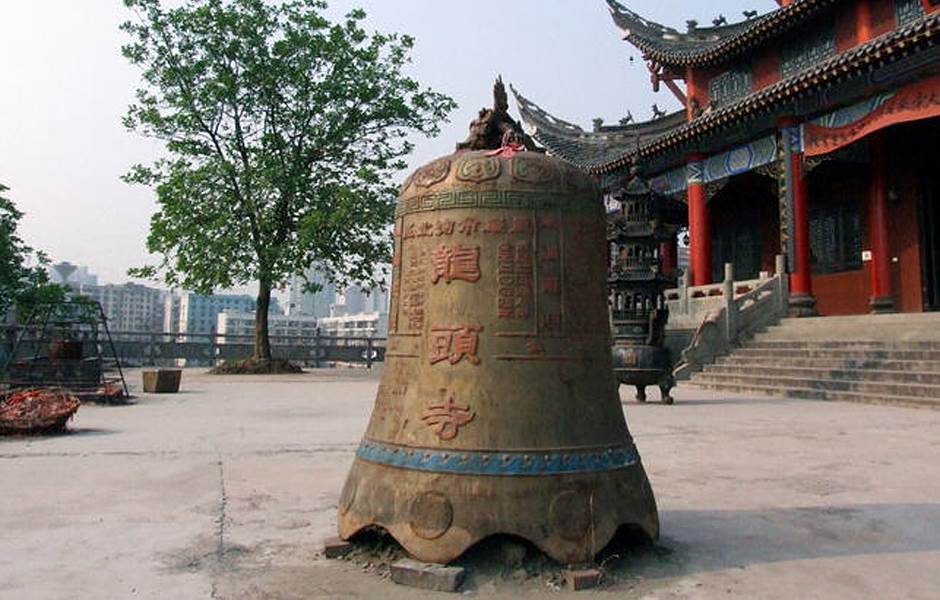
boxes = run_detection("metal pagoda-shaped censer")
[608,173,678,404]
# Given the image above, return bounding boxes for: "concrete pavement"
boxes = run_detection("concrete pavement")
[1,367,939,599]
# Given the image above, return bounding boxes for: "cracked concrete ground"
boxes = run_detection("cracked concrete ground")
[1,367,939,599]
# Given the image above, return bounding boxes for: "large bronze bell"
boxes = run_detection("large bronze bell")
[337,83,658,564]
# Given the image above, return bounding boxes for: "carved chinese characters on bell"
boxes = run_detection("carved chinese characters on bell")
[428,325,482,365]
[431,245,481,284]
[421,396,475,440]
[402,217,533,239]
[400,250,426,331]
[389,229,402,332]
[497,242,533,320]
[537,211,564,333]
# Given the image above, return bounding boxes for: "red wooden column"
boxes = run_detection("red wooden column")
[685,67,699,122]
[687,153,711,286]
[868,133,894,312]
[779,117,816,315]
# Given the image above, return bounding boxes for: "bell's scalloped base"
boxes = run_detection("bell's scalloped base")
[337,457,659,565]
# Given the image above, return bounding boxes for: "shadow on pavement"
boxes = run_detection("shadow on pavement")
[601,503,940,579]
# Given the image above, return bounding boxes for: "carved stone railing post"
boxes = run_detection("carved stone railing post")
[723,263,735,342]
[775,254,789,314]
[678,271,690,316]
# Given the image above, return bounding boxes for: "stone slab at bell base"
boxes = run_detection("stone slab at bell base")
[566,568,603,591]
[322,537,353,559]
[390,558,466,593]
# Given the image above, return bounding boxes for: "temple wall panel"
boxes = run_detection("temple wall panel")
[807,162,871,315]
[805,124,927,315]
[835,2,859,50]
[885,129,925,312]
[812,268,873,314]
[888,177,924,312]
[691,66,721,109]
[752,48,781,91]
[871,0,898,36]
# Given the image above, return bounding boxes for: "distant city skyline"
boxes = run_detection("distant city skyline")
[1,0,768,289]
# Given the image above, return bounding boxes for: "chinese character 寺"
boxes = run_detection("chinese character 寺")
[421,396,476,440]
[428,325,482,365]
[430,245,481,284]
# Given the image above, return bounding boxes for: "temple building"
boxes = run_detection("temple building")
[514,0,940,315]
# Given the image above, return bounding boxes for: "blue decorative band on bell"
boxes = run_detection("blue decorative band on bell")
[356,440,641,476]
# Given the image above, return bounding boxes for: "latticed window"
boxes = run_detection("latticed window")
[712,223,760,283]
[896,0,926,26]
[781,24,835,79]
[709,67,753,107]
[810,204,862,274]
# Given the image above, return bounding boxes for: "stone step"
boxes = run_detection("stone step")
[686,312,940,408]
[702,363,940,385]
[746,340,940,350]
[688,380,940,410]
[713,355,940,373]
[758,314,940,342]
[733,347,940,361]
[690,371,940,399]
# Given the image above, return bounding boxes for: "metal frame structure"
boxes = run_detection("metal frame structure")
[1,300,129,402]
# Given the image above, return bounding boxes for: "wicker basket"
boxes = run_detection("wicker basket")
[0,388,81,435]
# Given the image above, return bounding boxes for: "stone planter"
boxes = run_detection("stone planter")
[142,369,182,393]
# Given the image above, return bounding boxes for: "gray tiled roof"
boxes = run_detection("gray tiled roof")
[623,9,940,170]
[511,84,686,170]
[515,8,940,175]
[605,0,838,67]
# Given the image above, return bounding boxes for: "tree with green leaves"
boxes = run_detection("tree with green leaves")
[0,183,65,322]
[121,0,455,363]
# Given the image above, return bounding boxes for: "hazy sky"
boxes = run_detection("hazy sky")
[0,0,767,289]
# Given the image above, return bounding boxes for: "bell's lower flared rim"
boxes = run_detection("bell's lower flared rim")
[337,456,659,565]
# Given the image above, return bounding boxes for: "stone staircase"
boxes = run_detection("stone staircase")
[689,313,940,408]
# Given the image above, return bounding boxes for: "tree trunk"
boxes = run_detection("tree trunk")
[253,280,273,362]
